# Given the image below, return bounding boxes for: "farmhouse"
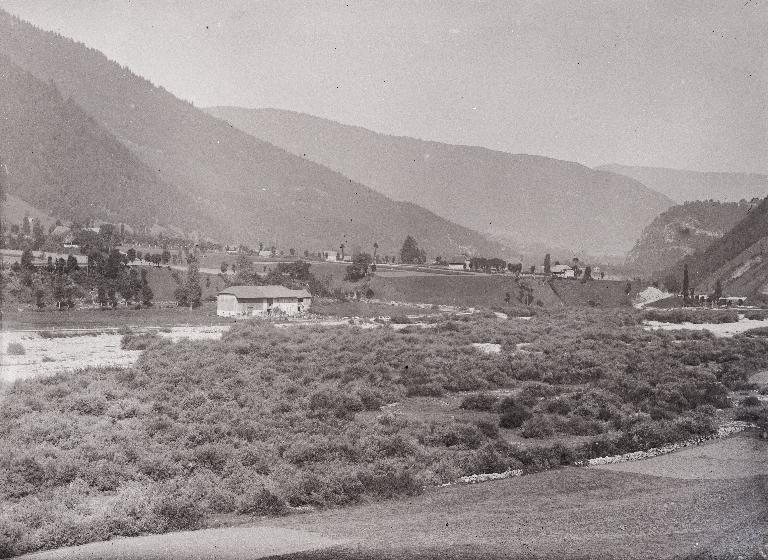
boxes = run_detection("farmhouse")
[550,264,575,279]
[324,251,339,262]
[447,256,469,271]
[216,285,312,317]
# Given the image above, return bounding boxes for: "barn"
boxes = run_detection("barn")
[216,286,312,317]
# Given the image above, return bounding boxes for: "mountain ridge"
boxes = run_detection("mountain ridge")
[205,106,674,256]
[0,9,509,258]
[598,164,768,204]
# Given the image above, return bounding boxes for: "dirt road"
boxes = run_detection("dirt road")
[21,526,343,560]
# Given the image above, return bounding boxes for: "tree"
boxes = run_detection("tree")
[22,216,30,235]
[399,236,426,264]
[32,221,45,250]
[663,273,680,294]
[373,242,379,262]
[105,249,123,279]
[127,248,136,262]
[345,253,372,281]
[544,253,551,274]
[140,269,154,306]
[682,264,690,303]
[20,248,34,270]
[624,282,632,296]
[713,279,723,304]
[220,261,229,274]
[66,254,79,273]
[581,266,592,283]
[185,255,202,308]
[339,243,346,260]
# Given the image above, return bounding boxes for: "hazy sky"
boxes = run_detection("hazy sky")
[3,0,766,173]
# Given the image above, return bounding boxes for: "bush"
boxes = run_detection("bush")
[520,415,555,438]
[6,342,25,355]
[643,309,739,324]
[121,332,161,350]
[389,315,411,324]
[742,395,761,407]
[235,486,287,516]
[498,398,532,429]
[460,392,498,411]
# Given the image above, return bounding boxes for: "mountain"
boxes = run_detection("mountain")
[666,197,768,300]
[0,54,203,230]
[204,107,674,256]
[0,10,505,258]
[598,164,768,204]
[626,200,757,275]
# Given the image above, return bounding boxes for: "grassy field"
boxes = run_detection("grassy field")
[1,302,231,330]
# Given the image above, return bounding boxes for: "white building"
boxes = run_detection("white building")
[216,285,312,317]
[447,256,469,271]
[550,264,575,279]
[324,251,339,262]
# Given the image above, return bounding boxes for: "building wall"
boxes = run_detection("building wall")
[216,294,240,317]
[217,295,312,317]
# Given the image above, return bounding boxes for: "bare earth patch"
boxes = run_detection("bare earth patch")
[644,316,768,337]
[20,526,342,560]
[592,434,768,480]
[0,326,229,383]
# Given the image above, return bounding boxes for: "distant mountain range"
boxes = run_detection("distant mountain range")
[598,164,768,204]
[665,196,768,300]
[0,9,507,258]
[626,200,757,275]
[205,107,673,256]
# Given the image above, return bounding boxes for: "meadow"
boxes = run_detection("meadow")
[1,308,767,556]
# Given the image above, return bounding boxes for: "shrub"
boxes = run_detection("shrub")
[742,395,761,407]
[520,415,555,438]
[498,397,532,429]
[235,486,287,516]
[474,419,500,438]
[151,483,205,531]
[460,392,498,411]
[6,342,25,356]
[121,332,161,350]
[389,315,411,324]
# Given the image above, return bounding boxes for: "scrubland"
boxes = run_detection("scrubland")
[1,308,768,557]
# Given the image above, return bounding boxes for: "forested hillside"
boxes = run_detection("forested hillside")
[205,107,674,256]
[626,200,756,274]
[0,55,202,230]
[0,10,508,258]
[665,197,768,299]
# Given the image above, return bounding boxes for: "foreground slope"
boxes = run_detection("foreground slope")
[205,107,674,255]
[667,196,768,298]
[0,10,504,257]
[626,200,757,274]
[600,163,768,204]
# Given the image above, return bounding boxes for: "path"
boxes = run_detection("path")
[21,526,343,560]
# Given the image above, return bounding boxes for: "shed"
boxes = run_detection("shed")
[447,256,469,271]
[217,285,312,317]
[550,264,575,279]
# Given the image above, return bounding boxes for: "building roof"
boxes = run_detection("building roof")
[218,285,311,299]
